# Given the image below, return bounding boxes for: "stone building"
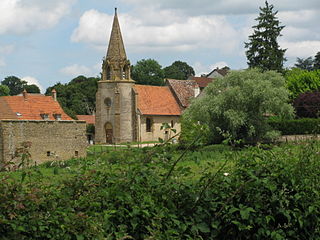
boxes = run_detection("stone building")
[95,9,201,144]
[0,90,87,168]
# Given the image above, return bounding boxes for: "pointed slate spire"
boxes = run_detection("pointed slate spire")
[106,8,127,61]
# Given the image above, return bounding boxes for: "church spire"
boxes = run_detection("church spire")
[106,8,127,61]
[102,8,132,81]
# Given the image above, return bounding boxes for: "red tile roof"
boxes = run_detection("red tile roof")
[166,79,198,108]
[77,115,95,125]
[0,94,73,120]
[191,77,214,88]
[133,85,181,116]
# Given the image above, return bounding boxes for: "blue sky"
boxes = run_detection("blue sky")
[0,0,319,92]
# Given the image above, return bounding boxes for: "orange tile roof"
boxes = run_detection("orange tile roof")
[0,94,73,120]
[166,79,198,108]
[191,77,214,88]
[134,85,181,116]
[77,115,95,125]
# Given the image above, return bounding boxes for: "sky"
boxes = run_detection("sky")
[0,0,319,93]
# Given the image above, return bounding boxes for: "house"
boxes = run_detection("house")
[0,90,87,169]
[188,76,214,91]
[206,66,230,78]
[95,9,203,144]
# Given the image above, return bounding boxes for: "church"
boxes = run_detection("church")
[95,9,204,144]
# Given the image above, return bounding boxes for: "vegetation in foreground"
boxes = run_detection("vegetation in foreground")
[1,141,320,239]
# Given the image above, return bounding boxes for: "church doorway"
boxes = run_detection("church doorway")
[105,122,113,144]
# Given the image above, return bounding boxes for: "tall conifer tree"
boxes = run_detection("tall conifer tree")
[245,1,286,72]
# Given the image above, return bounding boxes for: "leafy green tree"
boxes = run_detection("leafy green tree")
[0,85,10,96]
[314,52,320,70]
[245,1,286,72]
[163,61,195,80]
[1,76,27,96]
[183,69,294,145]
[285,68,320,99]
[294,57,314,71]
[131,59,164,86]
[45,75,99,117]
[24,84,40,94]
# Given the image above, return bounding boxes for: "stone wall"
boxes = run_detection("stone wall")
[138,115,181,142]
[0,120,87,168]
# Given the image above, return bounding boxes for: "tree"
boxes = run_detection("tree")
[285,68,320,99]
[1,76,27,96]
[293,91,320,118]
[314,52,320,70]
[131,59,164,86]
[182,69,294,145]
[163,61,195,80]
[294,57,314,71]
[0,85,10,96]
[25,84,40,94]
[45,75,99,117]
[245,1,286,72]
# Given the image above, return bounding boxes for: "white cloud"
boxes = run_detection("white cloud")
[72,9,239,53]
[60,63,100,77]
[22,76,44,93]
[0,44,15,54]
[280,41,320,58]
[0,0,75,35]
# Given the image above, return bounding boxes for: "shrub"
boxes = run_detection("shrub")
[268,118,320,135]
[293,91,320,118]
[183,69,294,145]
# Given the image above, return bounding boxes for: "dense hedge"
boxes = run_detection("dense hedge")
[1,144,320,239]
[268,118,320,135]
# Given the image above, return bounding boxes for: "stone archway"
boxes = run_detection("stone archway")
[105,122,113,144]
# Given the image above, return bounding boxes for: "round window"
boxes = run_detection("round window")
[104,97,112,107]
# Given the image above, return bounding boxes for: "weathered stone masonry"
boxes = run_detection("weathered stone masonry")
[0,120,87,167]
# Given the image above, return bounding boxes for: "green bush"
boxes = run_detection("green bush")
[268,118,320,135]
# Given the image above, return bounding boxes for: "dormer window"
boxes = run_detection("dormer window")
[16,112,22,117]
[40,113,49,120]
[54,114,62,121]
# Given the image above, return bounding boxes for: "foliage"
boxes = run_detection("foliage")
[294,57,314,71]
[285,68,320,99]
[1,76,42,96]
[314,52,320,70]
[183,69,294,145]
[24,84,40,94]
[0,142,320,239]
[293,91,320,118]
[45,75,99,117]
[0,84,10,96]
[163,61,195,80]
[245,1,286,72]
[131,59,164,86]
[268,117,320,135]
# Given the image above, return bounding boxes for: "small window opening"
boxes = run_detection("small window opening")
[165,130,169,134]
[171,120,174,128]
[54,114,61,120]
[146,117,152,132]
[75,151,79,157]
[106,66,111,80]
[41,113,49,120]
[47,151,51,157]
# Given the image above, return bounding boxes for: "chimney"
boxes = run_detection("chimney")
[22,89,28,100]
[52,89,57,101]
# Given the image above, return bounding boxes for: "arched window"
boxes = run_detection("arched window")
[146,117,152,132]
[106,66,111,80]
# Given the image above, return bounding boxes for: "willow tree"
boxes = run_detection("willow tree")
[245,1,286,72]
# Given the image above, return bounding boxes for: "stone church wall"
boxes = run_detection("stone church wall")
[0,120,87,168]
[139,115,181,142]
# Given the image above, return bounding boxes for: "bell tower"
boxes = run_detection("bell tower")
[95,8,136,144]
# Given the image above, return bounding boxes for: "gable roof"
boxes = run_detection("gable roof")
[0,94,72,120]
[133,85,181,116]
[206,67,230,78]
[190,77,214,88]
[77,115,95,125]
[166,79,198,108]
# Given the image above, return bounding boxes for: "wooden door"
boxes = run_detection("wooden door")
[105,122,113,144]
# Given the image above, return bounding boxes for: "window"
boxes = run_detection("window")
[47,151,51,156]
[104,97,112,107]
[146,117,152,132]
[75,151,79,157]
[54,114,61,120]
[171,120,174,128]
[41,114,49,120]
